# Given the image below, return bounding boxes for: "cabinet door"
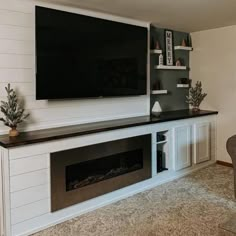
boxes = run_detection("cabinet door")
[194,122,211,164]
[173,125,192,171]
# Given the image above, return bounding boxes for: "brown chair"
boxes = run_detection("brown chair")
[226,135,236,198]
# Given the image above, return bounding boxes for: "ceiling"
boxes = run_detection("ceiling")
[42,0,236,32]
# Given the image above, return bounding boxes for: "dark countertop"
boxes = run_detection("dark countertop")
[0,109,218,148]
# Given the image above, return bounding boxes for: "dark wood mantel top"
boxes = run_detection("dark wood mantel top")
[0,109,218,148]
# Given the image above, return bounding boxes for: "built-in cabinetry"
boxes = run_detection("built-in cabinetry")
[173,125,192,171]
[194,122,211,164]
[0,114,217,236]
[173,121,211,171]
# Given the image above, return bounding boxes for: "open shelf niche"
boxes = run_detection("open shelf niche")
[150,24,192,112]
[156,130,169,173]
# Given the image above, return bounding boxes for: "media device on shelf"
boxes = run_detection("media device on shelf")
[35,6,148,100]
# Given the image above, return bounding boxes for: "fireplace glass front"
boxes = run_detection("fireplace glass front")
[66,149,143,191]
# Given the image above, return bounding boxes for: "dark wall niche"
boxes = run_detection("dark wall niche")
[150,25,191,112]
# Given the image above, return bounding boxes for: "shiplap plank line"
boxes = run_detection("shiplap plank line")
[0,82,34,96]
[0,54,34,68]
[11,198,50,225]
[0,68,33,82]
[10,154,49,176]
[0,25,34,41]
[0,39,34,54]
[0,96,47,110]
[0,95,147,109]
[11,184,49,209]
[0,0,33,14]
[10,169,49,192]
[0,93,146,123]
[0,9,33,28]
[0,111,147,137]
[26,100,146,122]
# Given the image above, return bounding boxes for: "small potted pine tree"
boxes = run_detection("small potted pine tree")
[186,81,207,112]
[0,84,29,137]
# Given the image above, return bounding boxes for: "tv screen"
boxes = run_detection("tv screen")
[35,6,148,100]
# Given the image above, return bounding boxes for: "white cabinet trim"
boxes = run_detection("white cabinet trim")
[173,125,192,171]
[193,122,211,164]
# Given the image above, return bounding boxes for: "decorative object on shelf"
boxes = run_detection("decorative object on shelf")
[159,54,164,65]
[175,58,182,66]
[187,34,192,47]
[155,40,161,50]
[165,29,174,66]
[152,80,161,90]
[186,81,207,112]
[179,78,190,84]
[152,101,162,117]
[150,37,155,50]
[181,39,187,47]
[152,81,167,95]
[0,84,29,137]
[177,78,191,88]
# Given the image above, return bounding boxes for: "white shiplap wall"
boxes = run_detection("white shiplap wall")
[0,0,150,134]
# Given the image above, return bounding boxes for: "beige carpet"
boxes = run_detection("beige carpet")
[33,165,236,236]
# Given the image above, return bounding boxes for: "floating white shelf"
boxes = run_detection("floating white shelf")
[177,84,189,88]
[151,90,168,95]
[157,140,168,145]
[174,46,193,51]
[150,49,162,54]
[155,65,187,70]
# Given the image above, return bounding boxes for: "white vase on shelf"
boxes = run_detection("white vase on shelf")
[152,101,162,117]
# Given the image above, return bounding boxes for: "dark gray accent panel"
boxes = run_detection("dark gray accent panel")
[150,26,191,112]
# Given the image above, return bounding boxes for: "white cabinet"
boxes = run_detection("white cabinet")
[173,121,211,170]
[193,122,211,164]
[173,125,192,171]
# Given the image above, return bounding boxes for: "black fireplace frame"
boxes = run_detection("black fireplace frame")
[50,134,151,212]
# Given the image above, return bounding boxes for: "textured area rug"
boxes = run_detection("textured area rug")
[33,165,236,236]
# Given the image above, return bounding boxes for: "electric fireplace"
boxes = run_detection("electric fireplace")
[51,135,151,211]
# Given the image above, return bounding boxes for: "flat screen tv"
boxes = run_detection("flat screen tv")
[35,6,148,100]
